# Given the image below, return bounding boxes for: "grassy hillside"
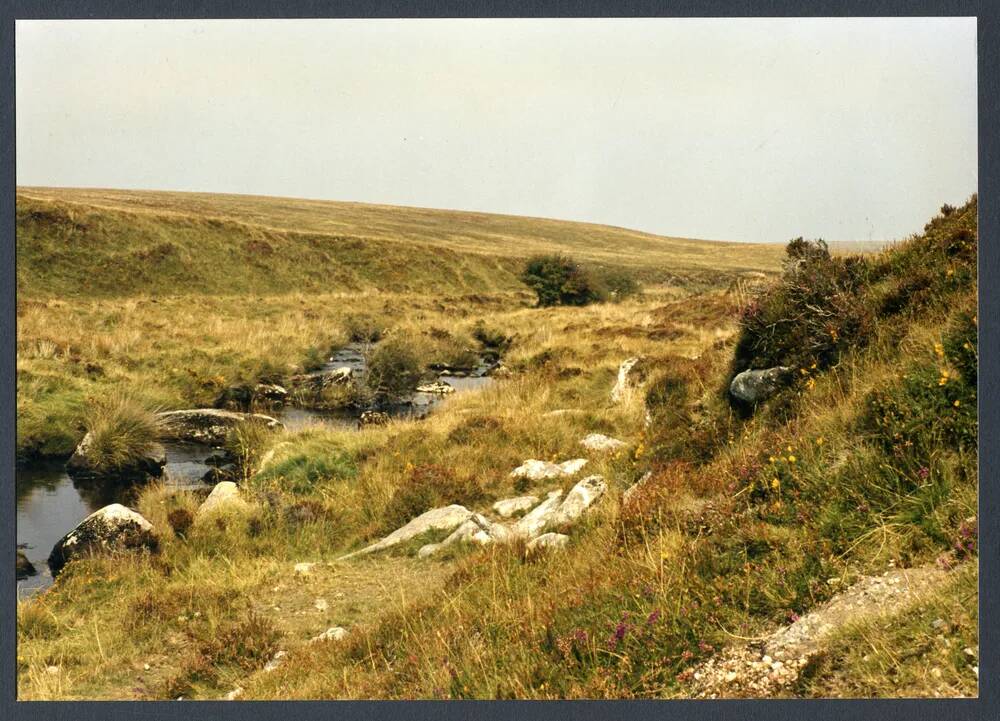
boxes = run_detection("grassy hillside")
[16,187,783,298]
[16,196,977,699]
[15,187,781,460]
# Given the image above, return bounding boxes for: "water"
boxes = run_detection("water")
[16,440,217,598]
[16,345,496,596]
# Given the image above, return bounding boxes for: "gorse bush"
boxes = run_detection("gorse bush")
[81,391,163,472]
[521,254,603,307]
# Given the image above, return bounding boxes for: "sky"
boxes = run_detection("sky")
[16,18,977,243]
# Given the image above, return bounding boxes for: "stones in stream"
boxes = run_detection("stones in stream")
[17,550,37,580]
[158,409,283,445]
[47,503,158,576]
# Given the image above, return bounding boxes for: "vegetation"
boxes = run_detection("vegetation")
[15,188,976,701]
[75,391,163,473]
[521,254,604,307]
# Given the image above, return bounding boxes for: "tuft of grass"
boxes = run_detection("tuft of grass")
[79,391,163,472]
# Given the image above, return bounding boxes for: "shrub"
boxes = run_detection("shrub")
[594,267,641,302]
[471,321,513,352]
[380,464,485,533]
[80,391,163,473]
[942,310,977,387]
[342,313,389,344]
[167,508,194,538]
[520,254,603,307]
[731,238,875,384]
[364,338,423,403]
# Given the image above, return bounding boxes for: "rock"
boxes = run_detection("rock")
[510,458,587,481]
[223,687,244,700]
[45,665,61,675]
[48,504,157,576]
[263,650,287,672]
[293,562,316,576]
[358,410,390,428]
[201,464,237,484]
[255,383,288,400]
[622,471,653,506]
[417,513,511,558]
[611,357,645,403]
[416,380,455,394]
[289,367,354,391]
[158,409,282,445]
[728,367,792,405]
[65,433,166,481]
[339,505,474,560]
[311,626,348,643]
[513,490,564,538]
[552,475,607,525]
[16,550,37,580]
[195,481,250,519]
[490,363,514,379]
[580,433,626,453]
[526,533,569,553]
[314,598,328,612]
[492,495,540,518]
[216,382,288,410]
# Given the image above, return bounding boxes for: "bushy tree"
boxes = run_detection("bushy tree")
[520,254,602,307]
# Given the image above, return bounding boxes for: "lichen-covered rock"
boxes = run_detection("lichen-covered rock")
[158,409,282,445]
[339,505,474,560]
[65,433,166,481]
[492,495,540,518]
[291,367,354,390]
[416,380,455,394]
[553,475,608,525]
[611,356,645,402]
[196,481,250,519]
[48,504,157,576]
[510,458,587,481]
[729,367,792,405]
[526,533,569,554]
[310,627,348,643]
[358,410,390,428]
[580,433,626,453]
[513,490,564,538]
[16,550,37,580]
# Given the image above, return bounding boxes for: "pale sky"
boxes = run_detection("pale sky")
[16,18,977,243]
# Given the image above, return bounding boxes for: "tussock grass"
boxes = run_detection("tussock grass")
[79,391,164,472]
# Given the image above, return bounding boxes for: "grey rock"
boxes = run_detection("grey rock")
[16,550,37,580]
[158,409,282,445]
[48,504,157,576]
[729,367,792,405]
[339,505,474,560]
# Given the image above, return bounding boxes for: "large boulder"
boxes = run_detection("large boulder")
[48,504,157,576]
[339,505,474,560]
[157,409,282,445]
[65,433,166,481]
[611,356,646,403]
[729,367,792,405]
[510,458,587,482]
[17,550,37,580]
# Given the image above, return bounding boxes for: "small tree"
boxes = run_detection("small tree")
[363,338,423,404]
[521,254,602,307]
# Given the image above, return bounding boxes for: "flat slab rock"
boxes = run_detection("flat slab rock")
[510,458,587,481]
[526,533,569,553]
[158,409,283,445]
[48,504,157,576]
[514,475,608,538]
[196,481,250,519]
[417,513,511,558]
[492,495,540,518]
[338,505,474,560]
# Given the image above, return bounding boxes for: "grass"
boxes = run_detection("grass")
[15,188,976,700]
[74,391,164,473]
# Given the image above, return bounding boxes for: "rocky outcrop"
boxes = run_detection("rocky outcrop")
[611,356,645,403]
[291,367,354,390]
[48,504,157,576]
[65,433,166,481]
[492,495,540,518]
[17,550,37,580]
[552,475,607,526]
[580,433,626,453]
[417,513,511,558]
[196,481,251,519]
[216,382,288,410]
[510,458,587,481]
[513,490,565,538]
[339,505,475,560]
[158,409,282,445]
[728,367,792,405]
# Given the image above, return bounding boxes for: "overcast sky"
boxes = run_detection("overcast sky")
[16,18,976,243]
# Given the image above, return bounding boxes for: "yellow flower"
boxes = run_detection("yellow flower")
[769,455,776,462]
[805,378,816,390]
[816,437,825,446]
[771,478,780,489]
[954,400,961,407]
[800,368,808,375]
[786,445,793,453]
[788,455,796,463]
[934,342,945,358]
[946,268,955,277]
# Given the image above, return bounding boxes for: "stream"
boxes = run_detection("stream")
[16,344,495,597]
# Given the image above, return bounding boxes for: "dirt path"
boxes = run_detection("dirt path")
[685,564,950,698]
